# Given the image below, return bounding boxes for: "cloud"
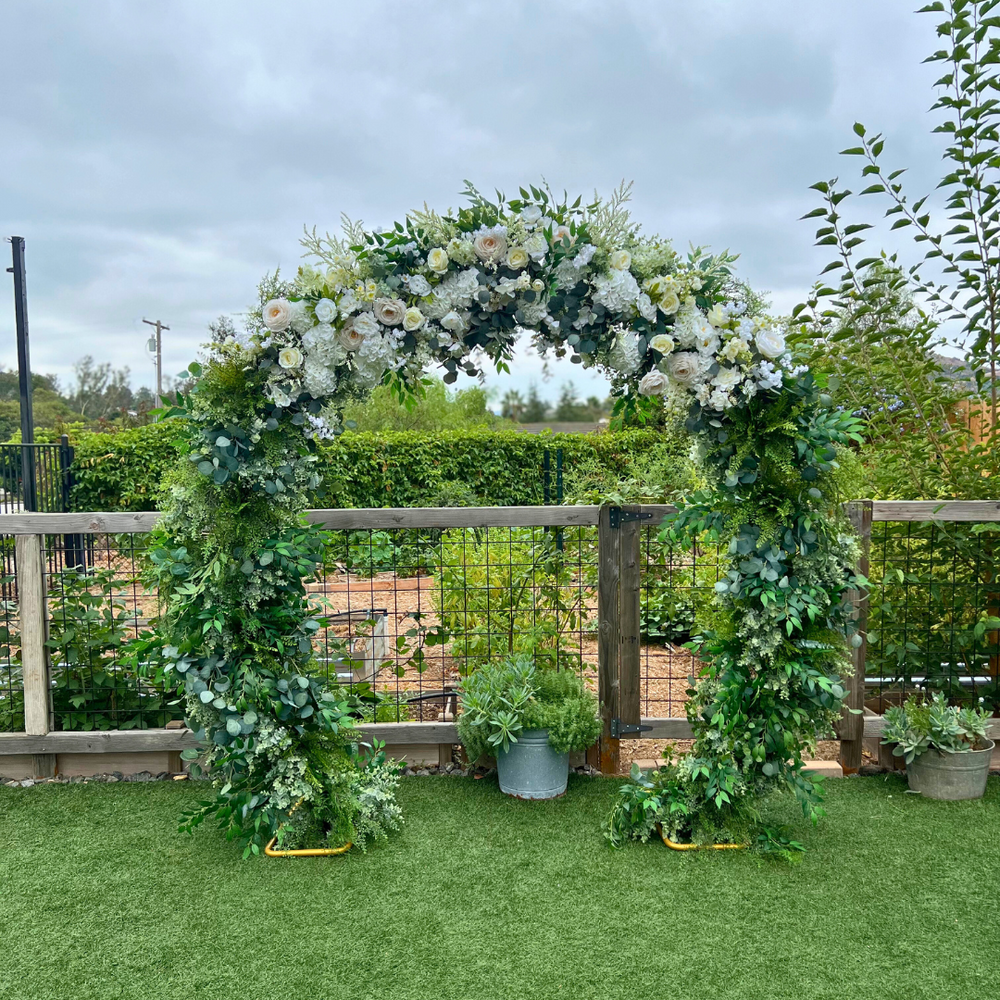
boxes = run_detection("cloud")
[0,0,950,398]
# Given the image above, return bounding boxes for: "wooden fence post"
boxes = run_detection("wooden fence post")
[597,506,620,775]
[596,505,643,775]
[837,500,872,774]
[15,534,55,778]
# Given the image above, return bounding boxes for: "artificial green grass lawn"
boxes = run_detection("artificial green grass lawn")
[0,775,997,1000]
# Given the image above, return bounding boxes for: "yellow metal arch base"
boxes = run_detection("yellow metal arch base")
[264,837,352,858]
[659,825,745,851]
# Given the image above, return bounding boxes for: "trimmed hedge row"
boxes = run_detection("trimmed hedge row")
[70,421,663,511]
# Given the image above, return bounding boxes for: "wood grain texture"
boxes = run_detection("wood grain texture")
[15,534,49,736]
[618,506,642,728]
[871,500,1000,522]
[305,506,601,529]
[0,729,200,754]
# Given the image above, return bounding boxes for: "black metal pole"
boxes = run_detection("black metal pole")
[8,237,37,511]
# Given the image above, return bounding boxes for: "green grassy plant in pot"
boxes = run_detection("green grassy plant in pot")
[457,655,601,800]
[882,693,994,801]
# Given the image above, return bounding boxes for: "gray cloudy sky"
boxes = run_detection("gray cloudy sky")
[1,1,948,404]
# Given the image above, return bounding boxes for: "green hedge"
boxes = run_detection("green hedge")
[69,421,663,511]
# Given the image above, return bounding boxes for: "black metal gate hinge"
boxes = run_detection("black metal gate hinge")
[610,718,653,738]
[607,507,654,529]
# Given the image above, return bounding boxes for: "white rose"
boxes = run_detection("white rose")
[609,250,632,271]
[337,322,365,351]
[506,246,530,270]
[314,298,337,324]
[755,327,787,360]
[706,304,727,328]
[521,205,542,225]
[638,370,669,396]
[269,384,292,408]
[667,352,702,387]
[403,307,425,331]
[636,293,658,323]
[658,291,681,315]
[696,329,720,355]
[408,274,432,297]
[524,232,548,261]
[278,346,303,369]
[440,310,466,333]
[263,299,292,332]
[427,248,450,274]
[708,388,733,411]
[374,297,406,326]
[553,225,574,245]
[712,366,743,391]
[352,312,380,338]
[473,232,507,262]
[531,278,545,292]
[649,334,675,355]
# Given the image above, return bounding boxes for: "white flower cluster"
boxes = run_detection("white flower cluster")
[636,302,795,412]
[237,187,800,434]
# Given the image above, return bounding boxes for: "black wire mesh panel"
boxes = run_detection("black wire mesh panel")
[40,533,181,731]
[312,524,600,723]
[0,535,20,731]
[638,521,725,719]
[867,520,1000,710]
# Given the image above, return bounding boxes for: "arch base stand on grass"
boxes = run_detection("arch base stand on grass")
[659,826,745,851]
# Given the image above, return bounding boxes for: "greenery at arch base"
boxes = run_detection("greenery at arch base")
[149,182,864,855]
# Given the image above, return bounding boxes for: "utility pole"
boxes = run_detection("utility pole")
[6,237,37,511]
[142,317,169,409]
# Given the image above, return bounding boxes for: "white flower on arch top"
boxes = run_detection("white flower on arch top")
[242,182,799,434]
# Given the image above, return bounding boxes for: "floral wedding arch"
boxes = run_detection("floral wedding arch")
[151,183,863,853]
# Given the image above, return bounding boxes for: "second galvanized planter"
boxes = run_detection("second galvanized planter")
[496,729,569,799]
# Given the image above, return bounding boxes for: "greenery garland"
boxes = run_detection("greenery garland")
[149,182,862,854]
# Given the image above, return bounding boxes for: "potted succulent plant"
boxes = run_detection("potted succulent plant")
[881,692,994,801]
[457,654,601,799]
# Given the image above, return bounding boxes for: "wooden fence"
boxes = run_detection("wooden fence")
[1,500,999,779]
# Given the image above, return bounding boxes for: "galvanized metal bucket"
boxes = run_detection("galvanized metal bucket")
[496,729,569,799]
[906,739,994,801]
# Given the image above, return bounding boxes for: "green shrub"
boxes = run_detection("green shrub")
[68,422,664,511]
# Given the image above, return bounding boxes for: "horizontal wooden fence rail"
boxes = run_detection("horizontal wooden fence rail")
[1,500,998,779]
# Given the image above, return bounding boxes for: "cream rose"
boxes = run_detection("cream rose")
[314,298,337,324]
[609,250,632,271]
[278,346,303,369]
[658,291,681,315]
[427,247,450,274]
[403,307,425,331]
[263,299,292,332]
[474,232,507,262]
[706,304,727,328]
[649,334,676,355]
[506,246,530,270]
[638,370,669,396]
[553,225,574,245]
[755,327,787,360]
[667,351,702,386]
[374,298,406,326]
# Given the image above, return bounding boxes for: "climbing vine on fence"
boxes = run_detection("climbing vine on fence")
[150,181,863,854]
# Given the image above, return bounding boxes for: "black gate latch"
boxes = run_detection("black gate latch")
[608,507,655,529]
[610,718,653,738]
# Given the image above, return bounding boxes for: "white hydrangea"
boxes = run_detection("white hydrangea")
[572,244,597,269]
[354,332,401,389]
[426,267,481,318]
[302,358,337,398]
[288,300,313,334]
[593,269,640,313]
[607,330,641,374]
